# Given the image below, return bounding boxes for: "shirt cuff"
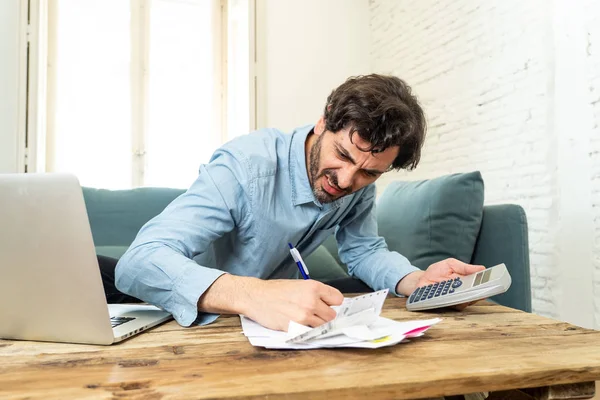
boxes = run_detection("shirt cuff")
[384,254,420,297]
[194,313,220,325]
[170,263,226,326]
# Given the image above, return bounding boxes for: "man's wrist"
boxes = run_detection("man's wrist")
[395,270,425,296]
[197,274,261,316]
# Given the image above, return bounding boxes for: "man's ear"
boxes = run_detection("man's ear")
[315,116,326,136]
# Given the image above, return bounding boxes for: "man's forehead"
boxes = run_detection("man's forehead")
[336,129,372,149]
[333,133,398,169]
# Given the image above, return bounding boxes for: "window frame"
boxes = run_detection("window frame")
[23,0,257,187]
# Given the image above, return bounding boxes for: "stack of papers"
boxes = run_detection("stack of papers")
[240,289,442,349]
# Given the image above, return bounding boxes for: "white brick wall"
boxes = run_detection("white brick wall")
[586,0,600,327]
[371,0,600,325]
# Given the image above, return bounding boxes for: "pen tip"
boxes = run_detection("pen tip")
[288,243,293,249]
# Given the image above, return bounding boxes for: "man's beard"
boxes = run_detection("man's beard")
[308,134,348,203]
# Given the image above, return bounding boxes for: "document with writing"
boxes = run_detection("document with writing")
[240,289,441,350]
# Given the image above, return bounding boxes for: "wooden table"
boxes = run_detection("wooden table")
[1,297,600,400]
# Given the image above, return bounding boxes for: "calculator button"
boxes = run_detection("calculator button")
[449,288,455,293]
[434,292,441,297]
[452,279,463,289]
[427,293,435,298]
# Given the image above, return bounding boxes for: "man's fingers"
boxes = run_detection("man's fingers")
[289,298,336,328]
[452,300,482,311]
[452,302,469,311]
[319,283,344,306]
[298,313,328,328]
[313,299,338,322]
[448,259,486,276]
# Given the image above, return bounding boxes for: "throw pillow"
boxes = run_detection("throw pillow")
[376,171,484,270]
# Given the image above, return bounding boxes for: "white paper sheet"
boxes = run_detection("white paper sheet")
[239,289,442,350]
[244,317,441,349]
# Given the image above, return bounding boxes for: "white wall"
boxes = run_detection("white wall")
[586,0,600,328]
[370,0,600,328]
[0,1,24,173]
[256,0,371,131]
[2,0,370,172]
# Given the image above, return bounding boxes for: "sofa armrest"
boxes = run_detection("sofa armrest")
[471,204,531,312]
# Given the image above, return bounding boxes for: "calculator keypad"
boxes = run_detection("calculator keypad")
[408,277,463,304]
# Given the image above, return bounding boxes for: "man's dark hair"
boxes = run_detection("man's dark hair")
[323,74,426,170]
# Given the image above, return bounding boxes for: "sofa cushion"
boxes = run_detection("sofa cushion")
[376,171,484,270]
[304,245,349,281]
[82,187,185,247]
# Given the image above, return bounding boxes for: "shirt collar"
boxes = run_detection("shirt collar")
[289,125,317,206]
[288,125,346,210]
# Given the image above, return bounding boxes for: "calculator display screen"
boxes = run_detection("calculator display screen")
[481,269,492,284]
[473,272,483,286]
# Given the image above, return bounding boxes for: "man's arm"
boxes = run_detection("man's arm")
[115,151,249,326]
[116,149,344,330]
[334,185,486,306]
[335,184,420,295]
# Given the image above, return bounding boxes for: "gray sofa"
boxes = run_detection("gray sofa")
[83,171,531,312]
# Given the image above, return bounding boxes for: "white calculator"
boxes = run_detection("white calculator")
[406,263,512,311]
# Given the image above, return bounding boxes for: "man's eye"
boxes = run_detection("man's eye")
[364,171,378,178]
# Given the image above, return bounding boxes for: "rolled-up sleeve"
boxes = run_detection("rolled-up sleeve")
[115,150,251,326]
[335,184,419,296]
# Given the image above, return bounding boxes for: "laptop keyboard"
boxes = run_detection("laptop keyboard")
[110,316,135,328]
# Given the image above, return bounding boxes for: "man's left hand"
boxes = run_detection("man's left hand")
[397,258,486,310]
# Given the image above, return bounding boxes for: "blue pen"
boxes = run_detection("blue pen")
[288,243,310,280]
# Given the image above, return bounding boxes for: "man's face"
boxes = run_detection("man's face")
[306,118,399,203]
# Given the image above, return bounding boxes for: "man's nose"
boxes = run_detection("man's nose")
[336,168,355,190]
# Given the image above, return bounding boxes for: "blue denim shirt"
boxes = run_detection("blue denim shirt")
[115,125,419,326]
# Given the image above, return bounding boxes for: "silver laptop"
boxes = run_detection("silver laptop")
[0,173,172,345]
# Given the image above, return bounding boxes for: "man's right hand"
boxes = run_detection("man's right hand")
[197,274,344,332]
